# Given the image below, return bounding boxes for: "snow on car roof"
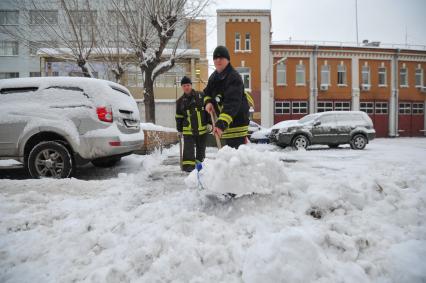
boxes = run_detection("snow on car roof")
[0,77,130,96]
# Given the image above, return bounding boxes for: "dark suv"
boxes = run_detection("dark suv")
[269,111,376,150]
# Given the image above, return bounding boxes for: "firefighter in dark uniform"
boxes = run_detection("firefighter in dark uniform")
[203,45,250,149]
[175,76,209,172]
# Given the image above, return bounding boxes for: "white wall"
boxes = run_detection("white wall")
[137,100,177,129]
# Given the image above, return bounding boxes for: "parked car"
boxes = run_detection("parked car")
[269,111,376,150]
[250,120,298,143]
[0,77,144,178]
[248,120,263,138]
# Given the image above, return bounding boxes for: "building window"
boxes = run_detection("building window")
[412,103,424,114]
[378,67,387,86]
[276,63,286,86]
[30,72,41,77]
[292,101,308,114]
[400,67,408,87]
[275,101,290,114]
[415,68,423,87]
[0,72,19,79]
[296,63,305,85]
[337,64,347,85]
[375,102,388,114]
[361,65,370,85]
[334,101,351,111]
[236,67,251,89]
[399,103,411,114]
[245,33,251,50]
[70,10,97,26]
[321,65,330,85]
[0,41,18,56]
[317,101,333,112]
[0,10,19,25]
[360,102,374,114]
[235,33,240,50]
[45,71,59,77]
[29,10,58,25]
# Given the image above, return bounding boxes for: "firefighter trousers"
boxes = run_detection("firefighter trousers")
[182,134,207,172]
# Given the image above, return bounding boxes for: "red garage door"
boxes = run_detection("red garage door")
[274,100,308,124]
[360,101,389,137]
[398,102,425,137]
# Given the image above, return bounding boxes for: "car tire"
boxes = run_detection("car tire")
[292,135,309,149]
[350,134,367,150]
[28,141,73,178]
[328,144,339,148]
[91,156,121,167]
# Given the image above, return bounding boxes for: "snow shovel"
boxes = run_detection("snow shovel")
[178,133,183,170]
[210,111,222,149]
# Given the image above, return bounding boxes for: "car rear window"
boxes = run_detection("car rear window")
[110,85,130,97]
[0,87,38,94]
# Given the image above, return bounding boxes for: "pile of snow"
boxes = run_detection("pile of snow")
[0,139,425,282]
[185,145,287,195]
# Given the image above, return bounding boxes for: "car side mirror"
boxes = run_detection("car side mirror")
[314,121,321,126]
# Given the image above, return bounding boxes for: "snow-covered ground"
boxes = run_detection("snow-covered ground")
[1,138,425,283]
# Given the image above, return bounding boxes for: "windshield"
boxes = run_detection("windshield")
[298,114,320,124]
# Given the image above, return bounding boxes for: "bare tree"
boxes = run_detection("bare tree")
[111,0,209,123]
[1,0,98,77]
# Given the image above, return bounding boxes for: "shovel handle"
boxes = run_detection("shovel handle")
[210,111,222,149]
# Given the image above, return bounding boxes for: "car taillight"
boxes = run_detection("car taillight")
[96,106,113,123]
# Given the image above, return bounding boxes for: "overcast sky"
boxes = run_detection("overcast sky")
[203,0,426,72]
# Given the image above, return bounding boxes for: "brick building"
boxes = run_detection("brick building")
[217,9,426,137]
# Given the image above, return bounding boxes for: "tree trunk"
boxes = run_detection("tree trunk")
[143,71,156,123]
[77,56,92,78]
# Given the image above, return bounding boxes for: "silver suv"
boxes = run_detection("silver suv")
[0,77,144,178]
[270,111,376,150]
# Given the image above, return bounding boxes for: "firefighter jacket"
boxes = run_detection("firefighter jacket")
[203,63,250,139]
[175,90,209,136]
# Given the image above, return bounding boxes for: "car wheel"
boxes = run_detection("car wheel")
[28,141,73,178]
[292,135,309,149]
[328,144,339,148]
[350,134,367,150]
[91,156,121,167]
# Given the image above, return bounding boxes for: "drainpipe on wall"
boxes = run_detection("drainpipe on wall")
[310,45,318,113]
[351,56,360,111]
[389,49,400,137]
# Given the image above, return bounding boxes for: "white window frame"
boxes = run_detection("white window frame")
[0,10,19,25]
[321,64,330,86]
[415,68,423,87]
[360,102,374,114]
[245,33,251,51]
[296,63,306,86]
[337,64,347,86]
[0,72,19,79]
[29,10,58,25]
[317,101,333,112]
[375,102,388,114]
[275,101,290,114]
[334,101,351,111]
[235,32,241,51]
[276,63,286,86]
[412,103,424,115]
[361,65,370,85]
[236,67,251,90]
[400,68,408,87]
[378,67,387,86]
[292,101,308,114]
[399,102,411,115]
[0,41,18,56]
